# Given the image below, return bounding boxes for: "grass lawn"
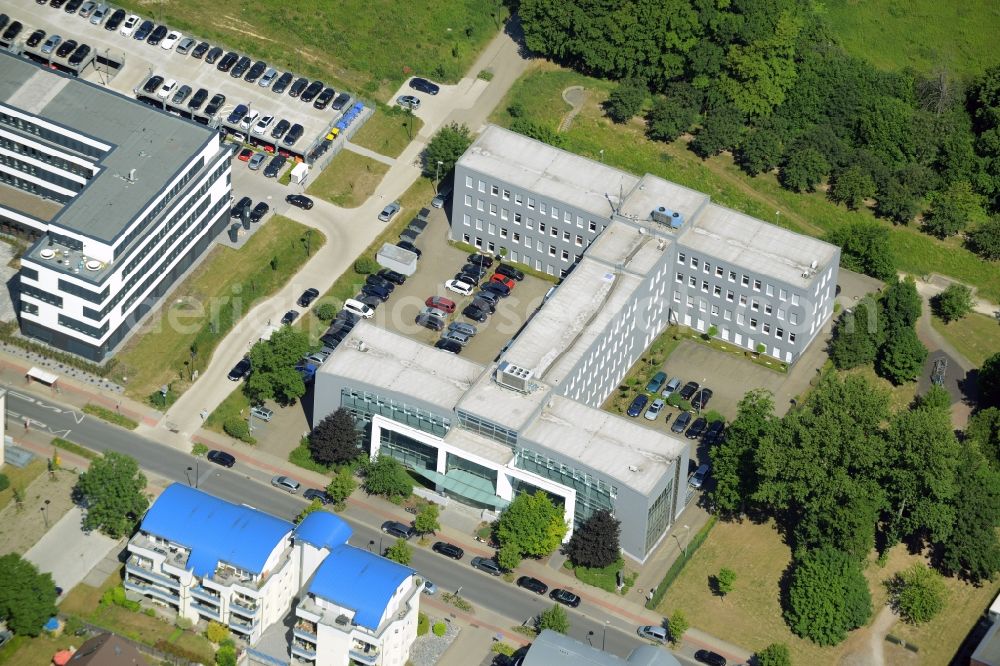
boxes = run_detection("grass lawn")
[297,178,436,343]
[823,0,999,78]
[490,65,1000,303]
[113,0,504,99]
[113,218,324,404]
[930,312,1000,367]
[204,386,252,436]
[306,149,390,207]
[0,459,45,512]
[570,559,637,595]
[350,107,425,158]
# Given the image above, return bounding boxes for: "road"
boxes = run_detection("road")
[5,385,665,660]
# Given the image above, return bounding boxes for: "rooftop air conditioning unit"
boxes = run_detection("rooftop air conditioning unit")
[335,614,350,626]
[496,360,533,393]
[651,206,684,229]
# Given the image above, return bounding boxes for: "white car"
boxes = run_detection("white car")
[344,299,374,319]
[239,110,259,131]
[119,15,139,37]
[270,475,300,494]
[160,31,182,50]
[156,79,177,100]
[644,398,665,421]
[251,115,274,135]
[445,279,474,296]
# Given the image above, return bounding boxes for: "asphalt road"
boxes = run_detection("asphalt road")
[4,384,670,659]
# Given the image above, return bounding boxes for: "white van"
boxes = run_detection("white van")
[343,299,374,319]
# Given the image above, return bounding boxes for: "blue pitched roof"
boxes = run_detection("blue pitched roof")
[308,545,414,629]
[295,511,353,550]
[140,484,294,577]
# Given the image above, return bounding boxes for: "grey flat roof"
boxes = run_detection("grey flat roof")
[318,323,484,413]
[443,428,515,466]
[524,630,682,666]
[617,173,709,225]
[679,204,839,288]
[458,125,638,219]
[454,368,552,433]
[523,396,685,495]
[0,54,214,244]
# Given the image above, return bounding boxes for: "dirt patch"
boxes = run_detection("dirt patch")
[0,467,79,556]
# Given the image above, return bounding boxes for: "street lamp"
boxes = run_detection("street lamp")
[599,149,604,163]
[41,500,50,528]
[602,620,609,650]
[368,539,375,553]
[587,630,594,647]
[434,160,444,193]
[186,462,200,489]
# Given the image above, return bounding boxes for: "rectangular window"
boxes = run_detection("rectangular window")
[724,309,732,321]
[514,212,522,223]
[524,235,531,246]
[539,222,546,233]
[716,266,724,277]
[589,221,597,232]
[689,276,697,288]
[550,226,558,237]
[737,313,746,325]
[514,193,522,205]
[729,270,737,282]
[474,237,483,248]
[703,262,711,274]
[701,280,709,293]
[491,184,499,196]
[464,194,472,206]
[563,230,570,241]
[753,279,761,291]
[789,332,797,343]
[742,274,750,287]
[476,199,484,211]
[777,308,785,320]
[766,284,774,297]
[527,197,535,209]
[551,206,559,219]
[575,235,583,246]
[500,227,508,239]
[487,241,495,253]
[463,213,471,226]
[561,249,570,261]
[751,299,759,311]
[676,272,684,283]
[576,215,584,228]
[490,203,497,215]
[726,290,734,302]
[537,239,543,250]
[763,323,771,334]
[502,189,510,200]
[790,312,799,325]
[678,252,686,264]
[779,288,787,301]
[462,233,470,243]
[488,222,496,234]
[465,176,473,188]
[478,180,486,193]
[765,303,773,315]
[776,328,784,339]
[500,208,509,220]
[699,300,707,312]
[540,202,548,214]
[687,295,695,307]
[513,232,520,242]
[564,211,572,222]
[549,245,556,257]
[475,219,483,231]
[739,294,747,306]
[527,218,534,230]
[750,318,758,330]
[791,294,800,305]
[691,257,699,269]
[711,304,720,316]
[673,291,682,303]
[713,285,722,297]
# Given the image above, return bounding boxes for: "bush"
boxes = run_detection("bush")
[417,612,429,636]
[191,443,209,457]
[215,644,237,666]
[432,621,447,637]
[315,302,338,321]
[931,284,974,323]
[0,474,9,493]
[354,256,378,274]
[889,564,946,625]
[668,610,688,645]
[223,416,255,444]
[492,642,515,655]
[154,640,209,665]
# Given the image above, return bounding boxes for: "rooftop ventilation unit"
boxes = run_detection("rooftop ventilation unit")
[335,614,350,626]
[496,360,533,393]
[651,206,684,229]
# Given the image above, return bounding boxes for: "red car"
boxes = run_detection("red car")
[425,296,456,314]
[490,274,516,290]
[237,148,253,162]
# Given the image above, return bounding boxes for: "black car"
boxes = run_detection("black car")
[207,450,236,467]
[671,410,692,434]
[694,650,727,666]
[686,417,708,440]
[435,339,462,354]
[468,253,494,267]
[191,41,209,58]
[263,155,287,178]
[230,196,252,218]
[416,313,445,331]
[217,51,238,72]
[470,297,496,314]
[432,541,464,560]
[227,357,251,381]
[703,420,725,446]
[272,71,293,94]
[188,88,209,110]
[303,488,332,505]
[381,521,414,539]
[170,84,192,105]
[270,119,291,140]
[288,76,308,98]
[463,305,489,322]
[410,77,440,95]
[231,55,252,78]
[301,80,324,103]
[55,39,78,58]
[27,29,47,47]
[495,263,525,281]
[517,576,548,595]
[549,589,581,608]
[313,87,335,109]
[205,45,223,64]
[365,274,395,291]
[142,75,164,94]
[679,381,700,400]
[691,388,713,410]
[286,194,314,210]
[482,281,510,298]
[474,289,500,306]
[283,123,304,146]
[64,0,84,13]
[249,202,270,223]
[297,288,320,307]
[68,44,91,66]
[244,60,267,82]
[104,8,125,31]
[147,25,168,46]
[0,14,8,32]
[396,241,421,257]
[133,19,154,40]
[204,93,226,115]
[331,92,352,110]
[378,269,406,286]
[361,283,391,302]
[280,309,299,325]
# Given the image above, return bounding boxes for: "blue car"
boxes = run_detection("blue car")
[627,394,649,417]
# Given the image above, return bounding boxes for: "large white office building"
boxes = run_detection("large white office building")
[0,53,232,361]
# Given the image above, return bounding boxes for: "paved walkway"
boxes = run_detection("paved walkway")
[908,272,1000,319]
[344,141,398,167]
[24,506,119,595]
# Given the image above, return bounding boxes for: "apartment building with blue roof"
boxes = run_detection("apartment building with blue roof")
[126,485,420,665]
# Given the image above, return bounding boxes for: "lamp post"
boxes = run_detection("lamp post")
[368,539,375,553]
[435,160,443,194]
[186,462,200,489]
[682,524,691,558]
[184,466,193,487]
[41,500,50,528]
[587,630,594,647]
[602,620,609,650]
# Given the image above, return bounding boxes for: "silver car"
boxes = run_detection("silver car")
[270,475,300,494]
[644,399,665,421]
[248,153,266,171]
[259,68,278,87]
[378,201,400,222]
[90,5,109,25]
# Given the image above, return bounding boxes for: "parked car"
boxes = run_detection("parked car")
[679,381,700,400]
[204,46,223,64]
[250,405,273,422]
[495,263,525,281]
[239,109,259,130]
[416,312,446,331]
[378,269,406,285]
[231,55,252,78]
[661,377,681,398]
[378,201,401,222]
[89,4,108,25]
[272,72,293,93]
[366,274,395,292]
[694,650,727,666]
[288,76,308,97]
[206,450,236,467]
[445,279,474,296]
[146,25,168,46]
[645,371,667,393]
[703,420,725,446]
[28,30,48,49]
[409,77,440,95]
[435,339,462,354]
[314,87,336,109]
[270,118,291,139]
[468,253,494,267]
[251,114,274,135]
[230,196,252,218]
[160,30,182,50]
[627,394,649,418]
[301,80,324,102]
[283,123,304,146]
[104,8,125,31]
[55,39,78,58]
[691,388,713,410]
[441,330,471,346]
[227,356,251,381]
[68,44,92,66]
[155,79,177,99]
[481,281,510,298]
[331,92,352,110]
[344,299,374,319]
[188,87,208,110]
[397,241,421,257]
[516,576,548,595]
[637,626,667,643]
[490,274,516,290]
[462,305,488,322]
[425,296,456,313]
[216,51,238,72]
[470,297,496,314]
[396,95,420,110]
[432,541,464,560]
[119,14,139,36]
[244,60,267,83]
[1,21,21,42]
[133,20,154,41]
[549,589,581,608]
[226,103,248,124]
[689,463,710,489]
[263,155,286,178]
[191,41,210,58]
[381,521,414,540]
[170,85,192,105]
[448,322,477,337]
[303,488,331,504]
[686,417,708,440]
[175,36,195,54]
[204,93,226,115]
[644,399,665,421]
[40,33,61,53]
[422,580,436,595]
[470,557,502,576]
[278,309,299,326]
[78,2,96,18]
[362,283,391,302]
[271,475,300,494]
[671,411,692,434]
[259,68,278,87]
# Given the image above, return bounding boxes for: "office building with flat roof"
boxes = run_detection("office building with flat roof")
[0,53,232,361]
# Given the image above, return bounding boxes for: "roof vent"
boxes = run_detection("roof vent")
[810,259,818,270]
[628,465,640,473]
[127,169,136,183]
[358,341,368,352]
[651,206,684,228]
[496,360,533,393]
[335,614,350,626]
[85,260,101,271]
[40,248,55,260]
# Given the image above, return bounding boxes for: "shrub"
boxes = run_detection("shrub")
[191,443,209,457]
[931,284,974,323]
[492,642,515,655]
[668,610,688,645]
[432,621,447,637]
[0,474,9,493]
[417,612,429,636]
[889,564,946,625]
[154,640,208,665]
[354,256,378,274]
[223,417,255,444]
[315,302,338,321]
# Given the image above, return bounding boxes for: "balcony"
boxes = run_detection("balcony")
[228,615,255,634]
[123,578,179,605]
[130,533,191,570]
[350,644,381,665]
[191,601,221,621]
[291,641,316,660]
[230,596,259,616]
[190,586,221,604]
[292,620,317,643]
[125,557,181,589]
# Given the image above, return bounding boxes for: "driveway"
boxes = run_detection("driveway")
[24,506,119,597]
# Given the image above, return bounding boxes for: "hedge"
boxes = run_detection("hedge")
[647,516,718,609]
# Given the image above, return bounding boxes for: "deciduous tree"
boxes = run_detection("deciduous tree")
[875,178,920,224]
[0,554,57,636]
[537,603,569,634]
[876,326,928,385]
[737,128,784,176]
[979,352,1000,408]
[646,82,702,143]
[308,408,359,466]
[75,451,148,539]
[826,221,895,280]
[326,468,357,507]
[414,504,441,535]
[496,491,568,560]
[828,302,879,370]
[966,408,1000,469]
[509,118,564,147]
[931,284,974,323]
[565,510,620,569]
[606,78,647,123]
[715,567,736,596]
[690,106,744,158]
[967,217,1000,260]
[384,538,412,565]
[889,564,946,625]
[938,445,1000,584]
[781,146,828,192]
[245,326,310,406]
[755,643,792,666]
[829,166,876,210]
[923,180,987,238]
[785,546,872,646]
[668,609,688,645]
[423,123,472,177]
[361,455,412,500]
[709,389,775,516]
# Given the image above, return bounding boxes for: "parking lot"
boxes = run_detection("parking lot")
[3,1,362,160]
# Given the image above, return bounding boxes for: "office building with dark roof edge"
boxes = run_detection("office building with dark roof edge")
[0,53,232,361]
